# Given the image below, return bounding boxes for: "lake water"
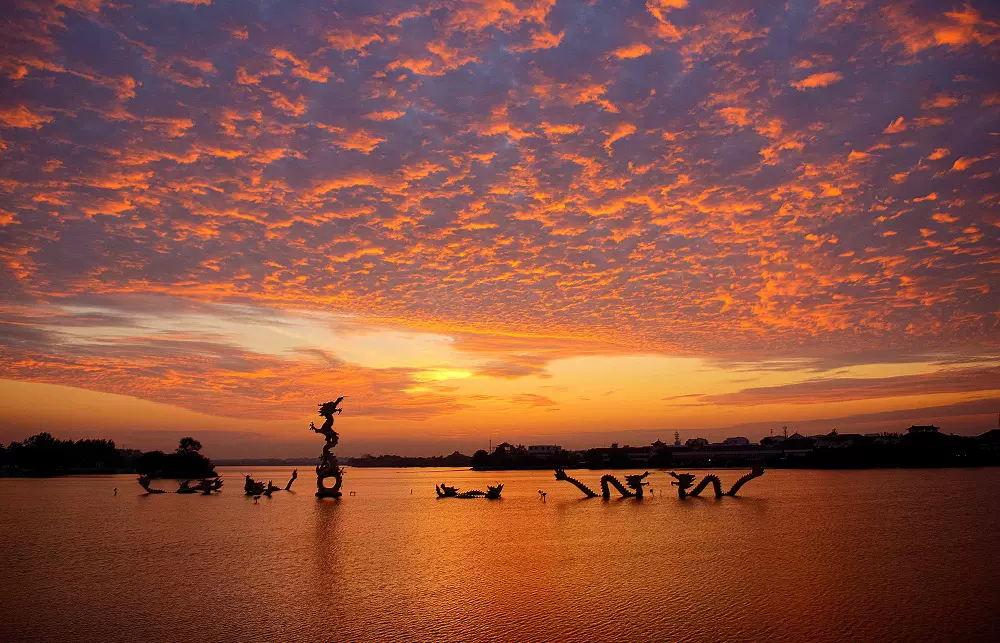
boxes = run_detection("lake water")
[1,466,997,642]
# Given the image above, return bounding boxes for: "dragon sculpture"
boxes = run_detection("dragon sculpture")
[244,470,297,497]
[138,475,222,495]
[435,483,504,499]
[554,468,650,498]
[137,474,166,494]
[668,465,765,498]
[311,398,346,498]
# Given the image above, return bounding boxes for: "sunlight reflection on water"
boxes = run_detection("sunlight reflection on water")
[1,467,998,642]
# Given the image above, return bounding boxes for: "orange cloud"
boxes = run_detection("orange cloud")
[886,3,1000,54]
[718,107,751,127]
[363,110,407,121]
[883,117,906,134]
[604,123,637,152]
[612,43,652,59]
[508,30,564,53]
[271,48,330,83]
[327,30,383,52]
[951,156,986,171]
[0,105,53,129]
[646,0,688,41]
[922,93,965,109]
[791,71,844,90]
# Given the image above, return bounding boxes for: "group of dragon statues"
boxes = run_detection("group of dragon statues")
[137,475,224,495]
[137,397,343,499]
[553,465,765,499]
[427,466,765,501]
[136,399,766,503]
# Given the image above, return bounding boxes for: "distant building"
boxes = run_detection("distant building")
[588,443,655,465]
[624,445,654,463]
[865,432,901,445]
[812,430,863,449]
[671,443,779,464]
[979,429,1000,456]
[781,432,814,456]
[907,425,940,435]
[493,442,515,455]
[527,445,561,458]
[721,437,750,446]
[685,437,709,448]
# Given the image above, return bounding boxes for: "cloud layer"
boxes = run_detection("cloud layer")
[0,0,997,443]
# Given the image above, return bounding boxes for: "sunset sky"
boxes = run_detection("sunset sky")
[0,0,997,457]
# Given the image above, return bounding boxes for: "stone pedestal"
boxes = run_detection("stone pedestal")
[315,457,344,498]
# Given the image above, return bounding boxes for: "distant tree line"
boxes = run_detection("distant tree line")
[471,444,582,470]
[348,451,472,467]
[135,437,216,479]
[469,428,1000,471]
[0,433,124,474]
[766,428,1000,469]
[0,433,216,478]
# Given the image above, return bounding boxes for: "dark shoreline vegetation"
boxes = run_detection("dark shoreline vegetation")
[466,426,1000,471]
[2,426,998,477]
[0,433,215,479]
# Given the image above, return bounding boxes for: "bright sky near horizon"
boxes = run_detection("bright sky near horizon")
[0,0,997,457]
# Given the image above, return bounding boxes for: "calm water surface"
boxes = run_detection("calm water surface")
[1,467,998,642]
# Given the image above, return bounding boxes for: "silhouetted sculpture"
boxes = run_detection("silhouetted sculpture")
[198,477,223,494]
[435,483,504,499]
[436,483,459,497]
[668,465,765,498]
[244,470,296,497]
[554,468,649,498]
[138,474,220,494]
[244,474,266,496]
[311,399,346,498]
[137,474,166,494]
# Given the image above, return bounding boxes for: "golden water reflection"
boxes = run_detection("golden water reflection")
[0,467,998,641]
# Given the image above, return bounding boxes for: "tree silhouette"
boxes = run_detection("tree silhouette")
[136,438,215,479]
[176,437,202,454]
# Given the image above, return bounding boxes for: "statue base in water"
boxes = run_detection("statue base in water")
[311,399,347,499]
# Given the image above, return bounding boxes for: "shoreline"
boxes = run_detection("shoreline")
[5,462,999,478]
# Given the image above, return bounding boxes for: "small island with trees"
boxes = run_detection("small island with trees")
[0,433,216,479]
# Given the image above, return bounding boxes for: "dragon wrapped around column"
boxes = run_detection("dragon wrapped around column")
[668,465,765,498]
[311,398,346,498]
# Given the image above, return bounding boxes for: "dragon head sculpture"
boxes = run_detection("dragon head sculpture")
[137,474,153,492]
[436,483,459,497]
[625,471,650,492]
[669,471,697,493]
[318,399,342,418]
